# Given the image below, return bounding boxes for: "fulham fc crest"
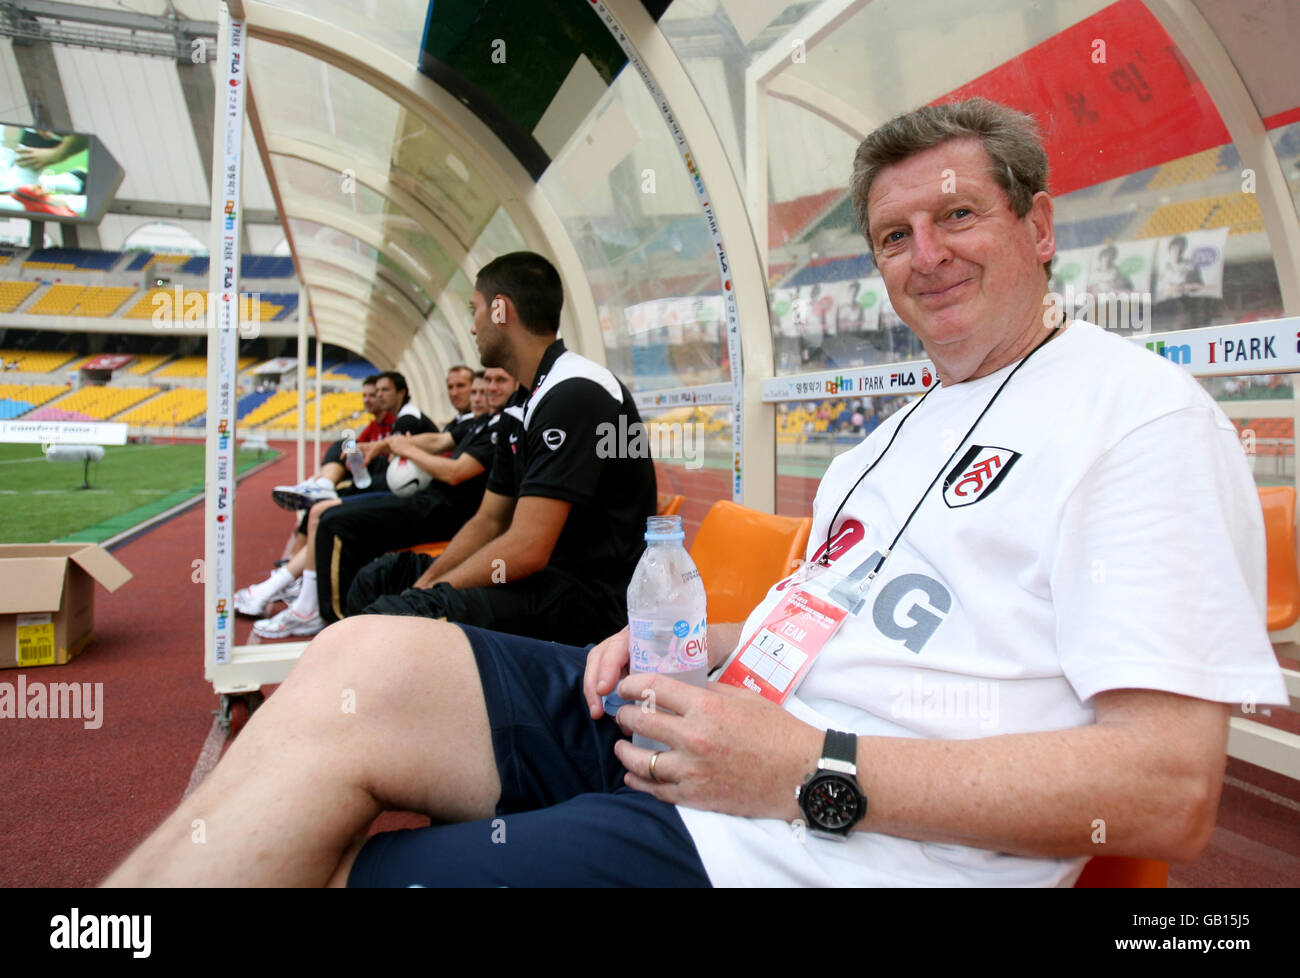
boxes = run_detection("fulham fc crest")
[943,445,1020,508]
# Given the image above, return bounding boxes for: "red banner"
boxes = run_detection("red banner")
[80,354,134,372]
[935,0,1232,196]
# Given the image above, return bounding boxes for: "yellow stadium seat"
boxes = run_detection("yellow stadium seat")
[0,348,78,371]
[124,288,208,323]
[28,284,86,315]
[155,356,210,378]
[263,391,364,431]
[0,382,70,411]
[41,385,159,420]
[242,390,311,427]
[0,281,41,313]
[126,354,171,375]
[116,388,209,426]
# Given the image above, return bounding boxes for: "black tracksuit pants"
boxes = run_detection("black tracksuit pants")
[347,551,631,648]
[314,489,473,623]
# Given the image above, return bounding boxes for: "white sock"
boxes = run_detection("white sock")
[249,566,294,602]
[293,570,319,617]
[310,476,335,490]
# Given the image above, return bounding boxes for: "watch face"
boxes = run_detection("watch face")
[802,773,863,831]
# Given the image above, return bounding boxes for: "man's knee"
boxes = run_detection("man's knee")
[291,615,472,704]
[307,498,341,531]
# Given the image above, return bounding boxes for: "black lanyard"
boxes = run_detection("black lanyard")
[818,325,1064,594]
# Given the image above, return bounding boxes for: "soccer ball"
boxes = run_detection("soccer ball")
[387,456,432,497]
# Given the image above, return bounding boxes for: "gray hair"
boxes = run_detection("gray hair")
[850,98,1051,277]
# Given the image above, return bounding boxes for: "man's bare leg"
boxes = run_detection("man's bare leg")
[304,498,341,573]
[102,616,500,887]
[320,460,346,485]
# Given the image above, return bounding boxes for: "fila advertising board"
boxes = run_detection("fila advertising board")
[761,318,1300,402]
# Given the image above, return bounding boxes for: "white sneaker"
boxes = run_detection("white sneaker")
[271,479,338,512]
[253,606,325,639]
[233,576,300,617]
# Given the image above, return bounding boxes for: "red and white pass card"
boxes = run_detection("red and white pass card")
[718,586,848,705]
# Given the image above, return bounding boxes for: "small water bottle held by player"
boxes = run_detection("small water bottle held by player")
[344,437,371,489]
[627,515,708,751]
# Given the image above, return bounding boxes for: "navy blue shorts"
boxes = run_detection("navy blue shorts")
[347,625,712,887]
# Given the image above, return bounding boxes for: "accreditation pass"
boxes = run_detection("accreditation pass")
[718,564,851,705]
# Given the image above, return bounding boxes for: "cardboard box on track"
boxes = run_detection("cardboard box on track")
[0,544,132,669]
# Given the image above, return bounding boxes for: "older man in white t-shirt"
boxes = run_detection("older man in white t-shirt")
[105,99,1287,888]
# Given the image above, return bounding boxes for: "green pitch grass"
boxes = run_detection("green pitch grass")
[0,442,274,544]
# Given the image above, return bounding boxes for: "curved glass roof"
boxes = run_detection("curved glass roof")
[26,0,1296,467]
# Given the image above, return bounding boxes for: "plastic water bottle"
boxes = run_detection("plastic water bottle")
[627,515,708,751]
[344,438,371,489]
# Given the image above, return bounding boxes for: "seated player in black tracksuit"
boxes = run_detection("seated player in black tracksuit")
[234,370,437,627]
[344,251,657,648]
[304,367,517,629]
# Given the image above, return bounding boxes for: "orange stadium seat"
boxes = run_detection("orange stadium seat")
[690,501,811,623]
[1259,486,1300,631]
[1075,856,1169,888]
[657,493,684,516]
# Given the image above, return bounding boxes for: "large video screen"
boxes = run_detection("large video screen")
[0,124,123,224]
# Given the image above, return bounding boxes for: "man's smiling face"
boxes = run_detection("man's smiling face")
[867,137,1054,382]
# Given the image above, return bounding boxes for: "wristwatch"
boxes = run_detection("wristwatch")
[795,729,867,840]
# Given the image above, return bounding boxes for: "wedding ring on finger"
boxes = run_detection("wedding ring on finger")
[648,750,664,784]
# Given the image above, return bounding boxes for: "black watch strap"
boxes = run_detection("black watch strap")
[822,729,857,772]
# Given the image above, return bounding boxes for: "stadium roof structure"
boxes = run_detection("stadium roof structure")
[1,0,1299,449]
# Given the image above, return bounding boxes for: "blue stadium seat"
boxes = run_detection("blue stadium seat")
[1054,213,1133,251]
[324,360,377,380]
[786,254,875,288]
[27,247,123,271]
[1116,167,1158,194]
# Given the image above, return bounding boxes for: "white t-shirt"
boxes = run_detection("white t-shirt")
[677,322,1288,887]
